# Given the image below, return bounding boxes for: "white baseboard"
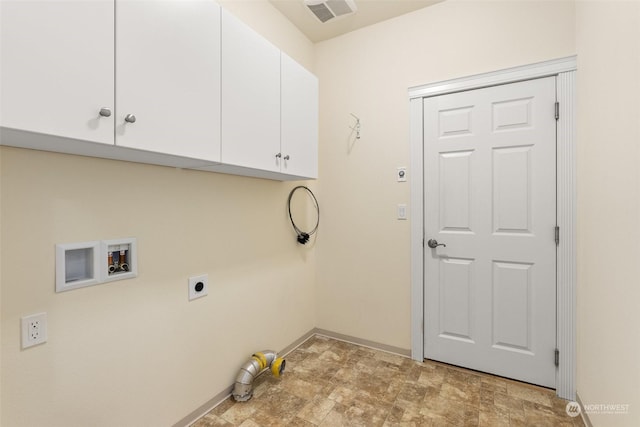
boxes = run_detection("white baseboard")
[313,328,411,357]
[576,392,594,427]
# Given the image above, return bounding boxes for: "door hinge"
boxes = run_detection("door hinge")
[555,226,560,246]
[555,348,560,367]
[555,102,560,121]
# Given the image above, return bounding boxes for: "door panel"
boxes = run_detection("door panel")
[492,261,533,352]
[493,146,533,234]
[424,76,556,388]
[439,257,475,342]
[116,0,222,161]
[439,106,474,138]
[439,151,474,232]
[221,9,280,171]
[0,0,114,144]
[492,97,533,131]
[281,52,319,178]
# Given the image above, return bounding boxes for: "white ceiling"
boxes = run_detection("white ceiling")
[268,0,444,43]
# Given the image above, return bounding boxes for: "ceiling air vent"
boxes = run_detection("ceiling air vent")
[304,0,357,23]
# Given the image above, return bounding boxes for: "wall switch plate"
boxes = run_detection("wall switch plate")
[21,312,47,349]
[188,274,208,301]
[397,204,408,220]
[397,167,407,182]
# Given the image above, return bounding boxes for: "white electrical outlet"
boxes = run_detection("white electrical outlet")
[21,312,48,349]
[188,274,208,301]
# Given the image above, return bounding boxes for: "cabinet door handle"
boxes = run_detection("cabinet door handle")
[283,155,290,160]
[275,153,282,159]
[99,107,112,117]
[124,114,136,123]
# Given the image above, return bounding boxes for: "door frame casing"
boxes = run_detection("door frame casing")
[408,56,577,400]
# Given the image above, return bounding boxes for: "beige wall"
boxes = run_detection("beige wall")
[576,1,640,426]
[0,2,316,426]
[0,150,316,427]
[314,0,576,349]
[218,0,314,72]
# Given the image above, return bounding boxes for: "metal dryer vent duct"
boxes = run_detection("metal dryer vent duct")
[232,350,285,402]
[304,0,357,23]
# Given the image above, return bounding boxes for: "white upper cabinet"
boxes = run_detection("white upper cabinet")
[221,9,281,172]
[1,0,115,145]
[1,2,317,180]
[220,11,318,180]
[281,53,319,179]
[116,1,221,162]
[1,0,221,163]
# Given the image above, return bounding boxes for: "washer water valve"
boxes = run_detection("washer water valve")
[107,245,131,276]
[101,238,137,283]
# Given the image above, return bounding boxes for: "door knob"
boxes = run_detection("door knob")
[427,239,446,248]
[283,155,290,160]
[275,153,282,159]
[99,107,112,117]
[124,114,136,123]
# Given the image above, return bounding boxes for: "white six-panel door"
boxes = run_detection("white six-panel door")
[423,77,557,388]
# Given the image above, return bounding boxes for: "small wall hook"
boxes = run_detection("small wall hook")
[349,113,361,140]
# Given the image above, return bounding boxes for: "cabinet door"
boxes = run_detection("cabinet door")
[116,0,221,162]
[281,54,319,179]
[0,0,114,144]
[221,10,280,172]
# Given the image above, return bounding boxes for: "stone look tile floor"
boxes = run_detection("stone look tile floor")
[193,336,585,426]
